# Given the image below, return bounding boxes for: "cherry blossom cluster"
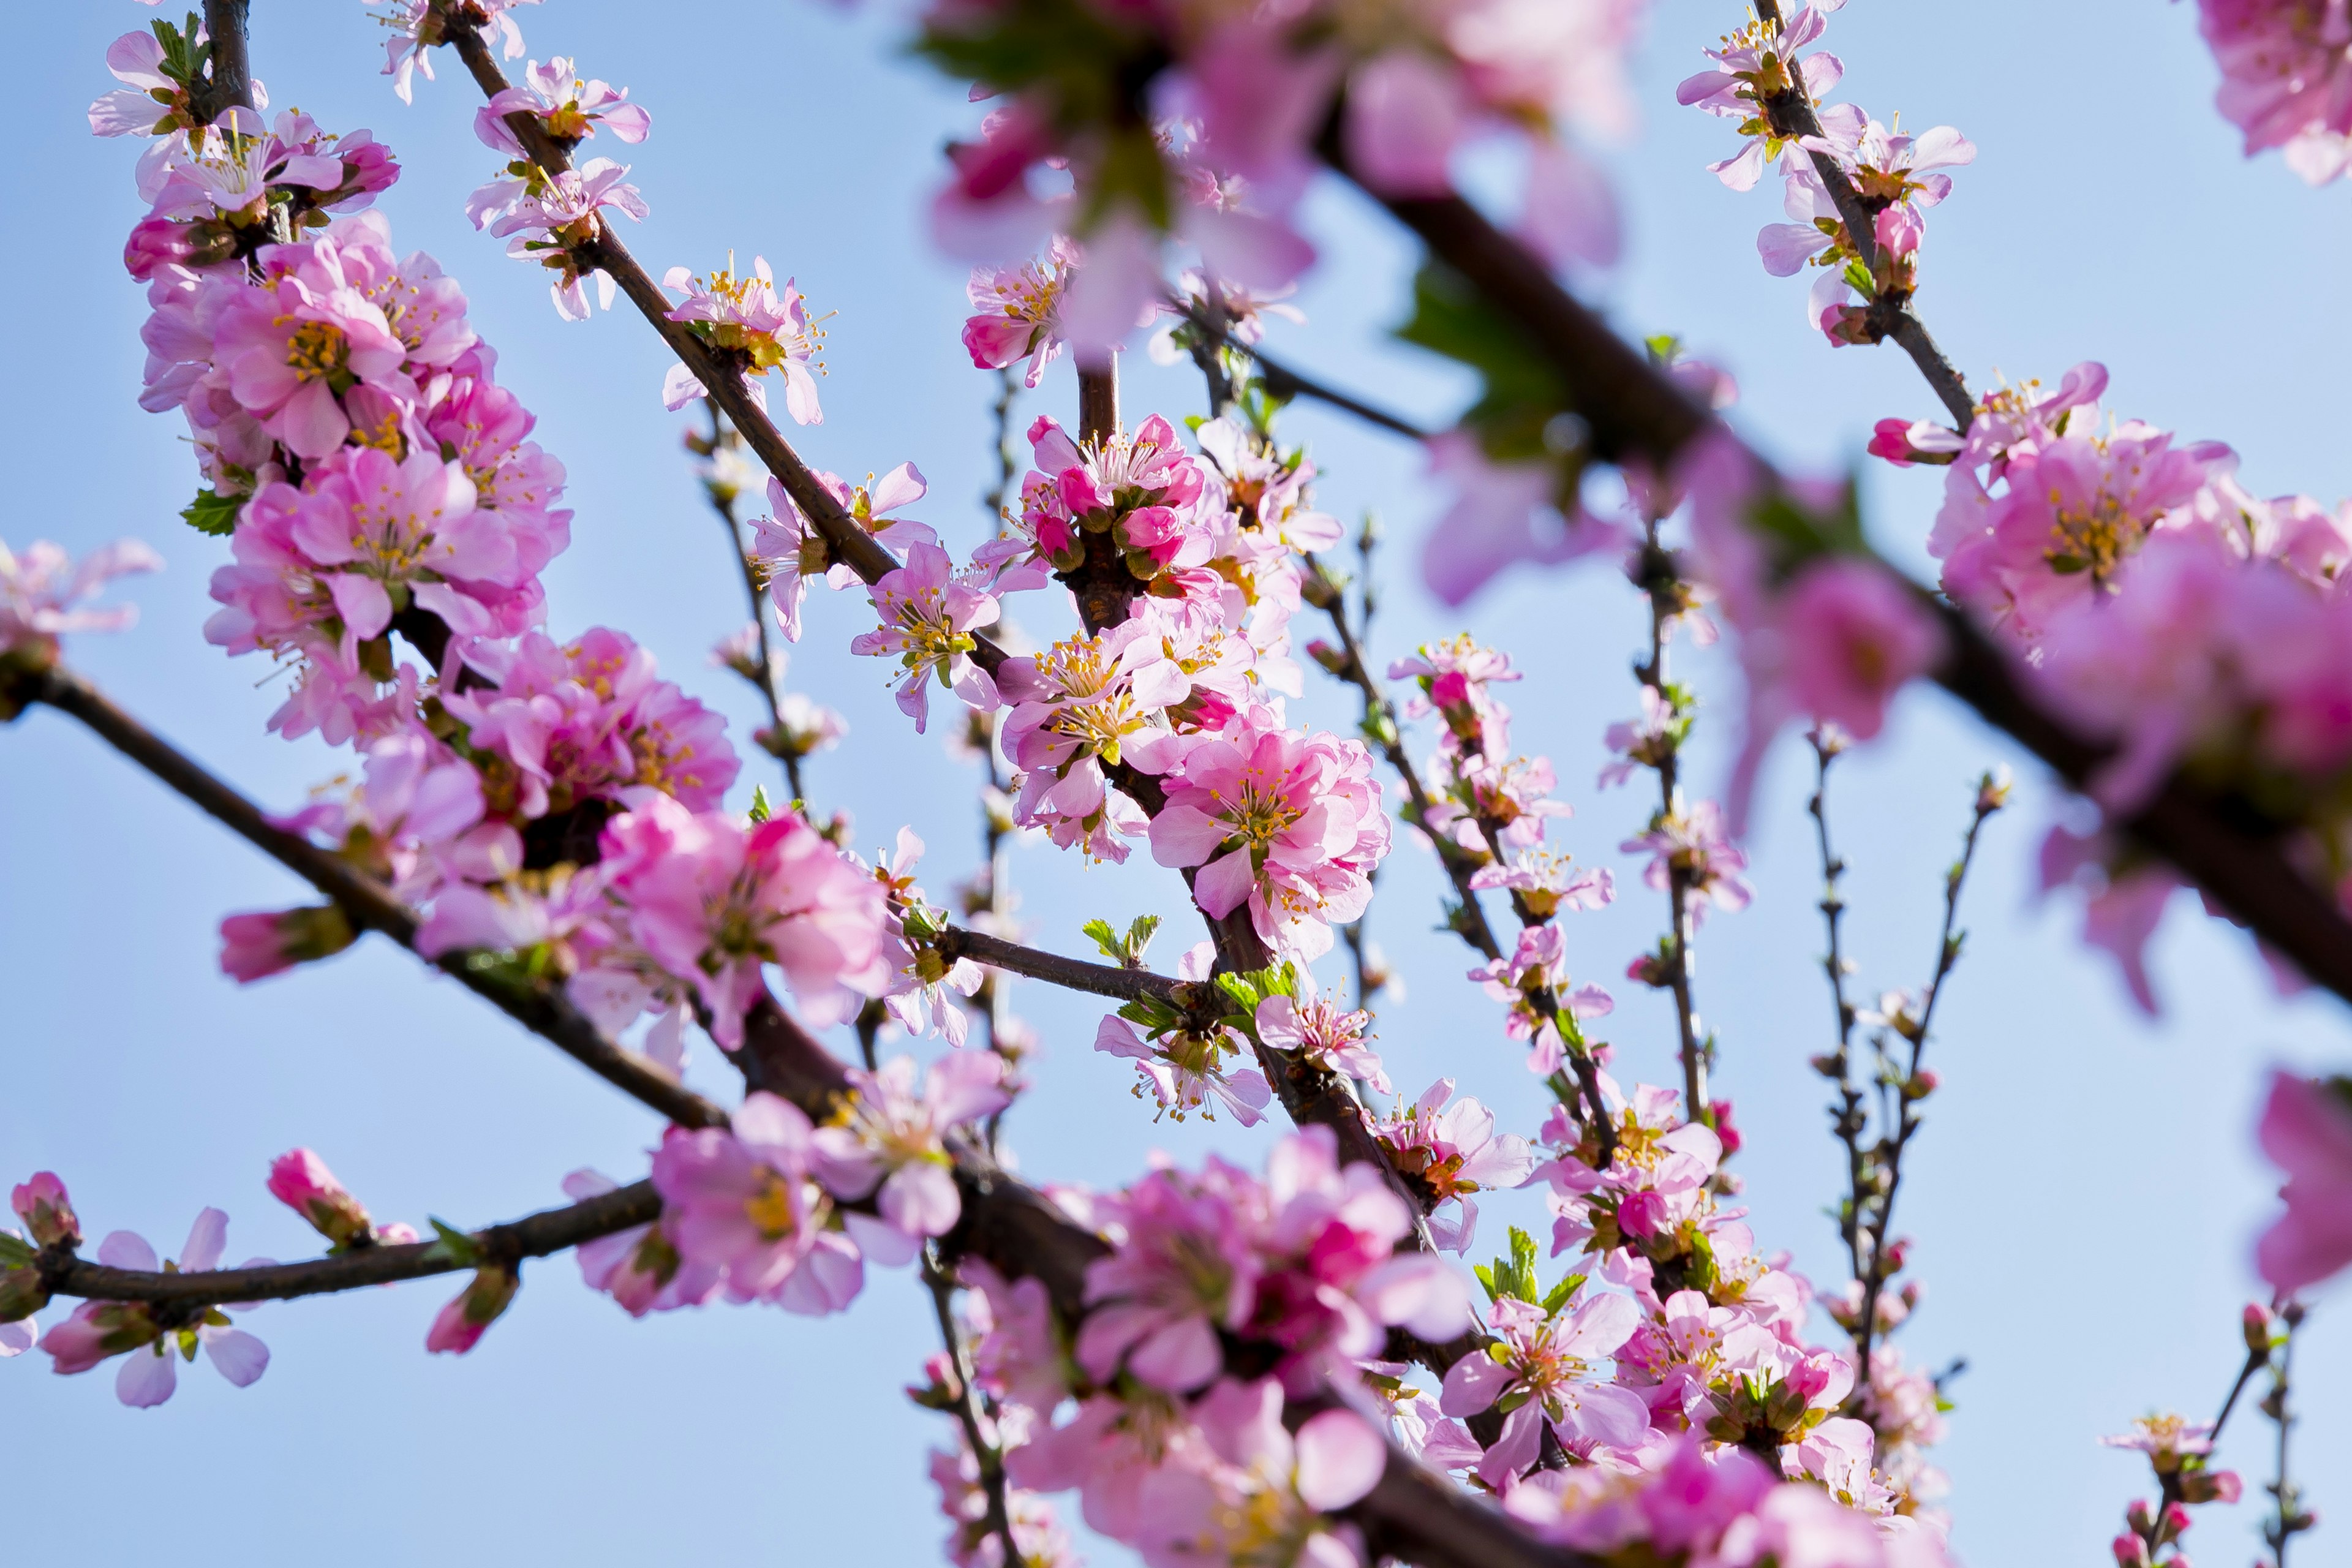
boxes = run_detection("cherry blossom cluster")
[1678,1,1977,345]
[2194,0,2352,184]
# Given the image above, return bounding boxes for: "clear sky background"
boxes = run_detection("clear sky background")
[4,2,2347,1562]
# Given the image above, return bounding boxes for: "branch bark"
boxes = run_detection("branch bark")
[40,1182,658,1308]
[19,665,729,1131]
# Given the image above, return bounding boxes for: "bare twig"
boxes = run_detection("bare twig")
[194,0,255,121]
[39,1181,658,1310]
[17,665,728,1131]
[922,1247,1023,1568]
[1177,303,1430,440]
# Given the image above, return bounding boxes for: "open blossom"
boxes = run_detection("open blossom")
[747,478,829,643]
[850,542,1002,734]
[562,1168,718,1317]
[1441,1290,1649,1482]
[40,1211,270,1407]
[0,537,160,669]
[812,1052,1010,1261]
[1008,413,1214,584]
[377,0,540,103]
[1254,985,1389,1093]
[486,159,649,319]
[1159,1379,1387,1568]
[1622,802,1752,922]
[476,57,651,155]
[1676,2,1852,190]
[2253,1069,2352,1292]
[211,263,412,461]
[660,257,824,424]
[443,627,740,817]
[1470,850,1614,921]
[1373,1079,1537,1253]
[1417,431,1623,608]
[1097,1001,1273,1128]
[651,1094,864,1313]
[1148,708,1389,961]
[599,794,890,1047]
[963,238,1074,388]
[998,622,1188,863]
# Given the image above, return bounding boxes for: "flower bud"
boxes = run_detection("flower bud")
[2180,1468,2241,1505]
[1709,1098,1743,1155]
[37,1298,159,1374]
[2242,1301,2274,1356]
[1305,638,1348,676]
[218,905,358,984]
[10,1172,80,1248]
[0,1261,48,1325]
[2108,1532,2149,1568]
[122,216,195,282]
[266,1149,377,1251]
[425,1264,519,1355]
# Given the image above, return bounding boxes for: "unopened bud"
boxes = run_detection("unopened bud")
[2242,1301,2274,1357]
[1305,638,1348,676]
[10,1172,80,1248]
[218,905,357,984]
[425,1264,519,1355]
[0,1259,49,1324]
[266,1149,379,1251]
[2179,1468,2241,1505]
[2108,1532,2149,1568]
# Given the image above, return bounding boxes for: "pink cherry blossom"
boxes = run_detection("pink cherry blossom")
[810,1051,1010,1259]
[476,57,651,156]
[1621,803,1752,923]
[266,1148,414,1250]
[660,257,824,424]
[963,238,1076,388]
[1441,1291,1650,1482]
[562,1167,718,1317]
[486,159,649,320]
[849,542,1002,733]
[598,793,890,1046]
[1254,986,1389,1094]
[1372,1079,1537,1253]
[1095,1009,1273,1126]
[12,1172,81,1248]
[2197,0,2352,182]
[650,1095,864,1313]
[42,1211,270,1406]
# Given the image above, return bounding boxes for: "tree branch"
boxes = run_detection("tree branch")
[193,0,255,122]
[1179,306,1430,441]
[17,665,729,1131]
[933,925,1208,1011]
[1332,159,2352,1013]
[39,1181,658,1308]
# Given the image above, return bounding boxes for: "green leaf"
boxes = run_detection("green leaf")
[747,785,774,824]
[1395,261,1575,464]
[428,1219,481,1267]
[1539,1272,1588,1317]
[1123,914,1161,965]
[0,1234,34,1268]
[1081,918,1124,963]
[181,488,244,537]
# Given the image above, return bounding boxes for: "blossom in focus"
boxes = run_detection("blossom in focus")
[2253,1069,2352,1293]
[476,56,651,156]
[1373,1079,1537,1253]
[1254,984,1389,1093]
[599,793,890,1047]
[650,1095,864,1313]
[811,1051,1011,1261]
[1148,707,1390,960]
[486,159,649,320]
[1675,2,1852,190]
[963,238,1076,388]
[1095,1011,1273,1126]
[41,1211,270,1406]
[660,257,824,424]
[849,542,1003,733]
[1621,803,1752,923]
[747,478,829,643]
[0,537,160,671]
[1440,1290,1648,1482]
[377,0,541,104]
[12,1172,81,1248]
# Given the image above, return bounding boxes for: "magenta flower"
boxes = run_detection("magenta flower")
[211,265,412,460]
[2253,1069,2352,1293]
[848,542,1003,734]
[41,1211,270,1406]
[1441,1292,1648,1482]
[650,1094,864,1313]
[477,56,651,156]
[963,238,1076,388]
[1076,1156,1264,1392]
[660,257,824,424]
[0,537,160,669]
[600,794,890,1047]
[442,627,740,817]
[810,1052,1009,1260]
[1147,707,1390,961]
[12,1172,81,1248]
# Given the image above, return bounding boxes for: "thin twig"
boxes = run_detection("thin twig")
[38,1181,658,1310]
[17,665,728,1131]
[934,926,1205,1011]
[695,401,802,799]
[1177,302,1430,440]
[1809,738,1870,1286]
[922,1246,1023,1568]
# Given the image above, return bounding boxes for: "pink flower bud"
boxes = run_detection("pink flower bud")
[218,906,358,984]
[1429,671,1472,710]
[265,1149,377,1250]
[11,1172,80,1248]
[2242,1301,2274,1354]
[1709,1098,1743,1155]
[121,217,194,282]
[425,1265,519,1355]
[1616,1189,1668,1238]
[2182,1468,2241,1505]
[36,1299,159,1374]
[2109,1532,2149,1568]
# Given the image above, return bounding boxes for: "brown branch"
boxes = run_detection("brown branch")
[1332,158,2352,1012]
[17,665,729,1131]
[933,925,1206,1011]
[194,0,255,122]
[39,1181,658,1309]
[1180,306,1430,441]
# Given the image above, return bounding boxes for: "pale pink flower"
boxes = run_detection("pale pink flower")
[660,257,824,424]
[649,1095,864,1312]
[0,537,160,667]
[1621,803,1752,923]
[1372,1079,1537,1253]
[849,542,1003,733]
[89,30,189,140]
[1156,1378,1385,1568]
[811,1052,1009,1260]
[998,622,1189,863]
[598,794,891,1046]
[487,159,649,320]
[2254,1069,2352,1293]
[476,56,651,156]
[817,464,941,589]
[209,265,412,461]
[1095,1011,1273,1126]
[1441,1291,1649,1482]
[1469,851,1613,920]
[1676,3,1851,189]
[746,477,829,643]
[375,0,540,104]
[1418,431,1624,607]
[42,1211,270,1406]
[1254,986,1389,1093]
[963,238,1076,388]
[561,1167,719,1317]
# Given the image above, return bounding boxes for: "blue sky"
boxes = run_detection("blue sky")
[3,1,2346,1562]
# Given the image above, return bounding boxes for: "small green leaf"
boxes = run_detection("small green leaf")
[428,1219,481,1267]
[181,488,244,537]
[1081,918,1124,963]
[747,785,774,824]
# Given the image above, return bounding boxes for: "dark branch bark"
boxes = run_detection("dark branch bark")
[1180,307,1431,442]
[194,0,255,122]
[20,666,729,1131]
[935,925,1210,1010]
[41,1182,658,1308]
